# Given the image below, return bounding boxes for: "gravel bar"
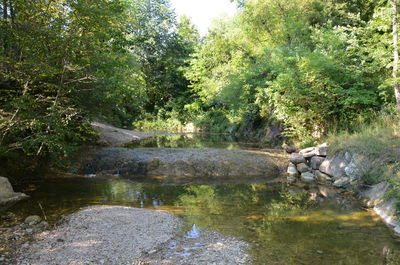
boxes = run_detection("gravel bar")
[16,206,183,265]
[15,206,251,265]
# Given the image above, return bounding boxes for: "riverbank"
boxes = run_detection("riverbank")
[284,115,400,238]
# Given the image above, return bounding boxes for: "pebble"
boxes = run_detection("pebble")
[24,215,41,225]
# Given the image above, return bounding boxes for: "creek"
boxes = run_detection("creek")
[6,134,400,264]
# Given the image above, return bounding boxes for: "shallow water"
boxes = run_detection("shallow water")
[6,135,400,264]
[123,133,271,150]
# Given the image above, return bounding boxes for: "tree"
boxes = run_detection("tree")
[393,0,400,112]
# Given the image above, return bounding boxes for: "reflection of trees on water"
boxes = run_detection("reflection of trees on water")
[125,134,264,149]
[175,184,400,265]
[14,179,400,264]
[101,180,186,208]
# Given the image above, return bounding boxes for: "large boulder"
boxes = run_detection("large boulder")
[82,148,280,184]
[361,182,400,236]
[319,151,370,182]
[0,176,28,212]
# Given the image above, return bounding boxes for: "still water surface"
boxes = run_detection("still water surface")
[8,134,400,264]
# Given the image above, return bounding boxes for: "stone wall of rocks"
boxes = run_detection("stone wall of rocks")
[286,143,333,185]
[284,144,400,237]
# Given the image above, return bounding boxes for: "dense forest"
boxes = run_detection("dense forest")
[1,0,399,163]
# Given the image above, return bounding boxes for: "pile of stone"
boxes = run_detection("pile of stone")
[286,143,332,185]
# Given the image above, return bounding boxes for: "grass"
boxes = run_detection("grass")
[326,113,400,158]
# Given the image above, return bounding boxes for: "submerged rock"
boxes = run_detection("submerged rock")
[25,215,42,225]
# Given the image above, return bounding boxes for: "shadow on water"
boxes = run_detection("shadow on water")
[7,178,400,265]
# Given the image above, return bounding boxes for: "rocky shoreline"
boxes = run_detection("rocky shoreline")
[285,144,400,237]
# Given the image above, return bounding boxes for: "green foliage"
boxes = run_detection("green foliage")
[183,0,391,140]
[133,109,184,131]
[0,0,199,164]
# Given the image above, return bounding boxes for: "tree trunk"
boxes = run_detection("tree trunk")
[393,0,400,112]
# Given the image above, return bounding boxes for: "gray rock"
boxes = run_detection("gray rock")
[319,152,370,182]
[282,144,297,154]
[303,151,316,158]
[300,172,315,183]
[314,170,332,183]
[374,198,400,237]
[344,153,368,181]
[360,183,400,237]
[319,154,347,178]
[361,181,391,207]
[299,147,315,154]
[315,145,328,156]
[332,177,350,188]
[296,163,310,173]
[0,177,29,213]
[310,156,325,170]
[287,163,299,176]
[0,176,14,196]
[289,153,306,164]
[25,215,41,225]
[39,221,49,227]
[297,148,317,159]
